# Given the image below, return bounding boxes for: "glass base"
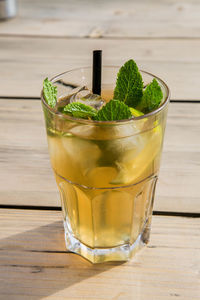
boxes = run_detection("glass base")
[63,219,151,263]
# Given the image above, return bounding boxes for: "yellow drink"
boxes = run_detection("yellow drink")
[42,67,169,263]
[46,91,163,263]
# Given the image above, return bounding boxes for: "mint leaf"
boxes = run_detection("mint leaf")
[95,99,132,121]
[137,79,163,113]
[63,102,97,119]
[43,78,57,108]
[114,59,143,108]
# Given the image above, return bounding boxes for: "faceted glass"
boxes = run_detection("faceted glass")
[41,66,170,263]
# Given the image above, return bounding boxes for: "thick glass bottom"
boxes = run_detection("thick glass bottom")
[58,174,157,263]
[63,218,151,263]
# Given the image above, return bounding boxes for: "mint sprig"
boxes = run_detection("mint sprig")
[43,78,57,108]
[114,59,143,108]
[137,79,163,113]
[63,102,97,119]
[95,99,132,121]
[42,59,163,121]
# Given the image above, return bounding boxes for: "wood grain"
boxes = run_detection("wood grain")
[0,0,200,38]
[0,1,199,297]
[0,37,200,100]
[0,99,199,213]
[0,209,199,300]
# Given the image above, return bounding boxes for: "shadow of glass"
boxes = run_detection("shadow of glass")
[0,220,124,299]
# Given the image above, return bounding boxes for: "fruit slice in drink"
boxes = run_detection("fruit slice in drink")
[111,124,162,185]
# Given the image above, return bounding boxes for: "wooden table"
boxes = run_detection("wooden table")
[0,0,200,299]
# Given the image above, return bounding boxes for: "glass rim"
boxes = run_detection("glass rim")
[41,66,170,125]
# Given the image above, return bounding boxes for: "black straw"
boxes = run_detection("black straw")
[92,50,102,95]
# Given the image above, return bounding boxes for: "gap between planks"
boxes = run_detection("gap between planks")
[0,96,200,103]
[0,204,200,218]
[2,34,200,40]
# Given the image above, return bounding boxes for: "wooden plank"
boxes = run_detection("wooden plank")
[0,37,200,100]
[156,102,200,212]
[0,99,199,213]
[0,0,200,38]
[0,99,60,206]
[0,209,199,300]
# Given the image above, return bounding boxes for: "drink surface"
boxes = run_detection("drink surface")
[46,90,164,250]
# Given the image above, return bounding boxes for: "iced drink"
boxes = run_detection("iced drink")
[41,62,169,263]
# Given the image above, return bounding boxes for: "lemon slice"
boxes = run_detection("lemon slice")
[110,124,162,185]
[130,107,144,117]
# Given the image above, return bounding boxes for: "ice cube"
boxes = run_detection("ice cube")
[56,86,86,109]
[56,86,105,111]
[70,88,105,110]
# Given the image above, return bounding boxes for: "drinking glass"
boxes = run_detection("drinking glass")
[41,66,170,263]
